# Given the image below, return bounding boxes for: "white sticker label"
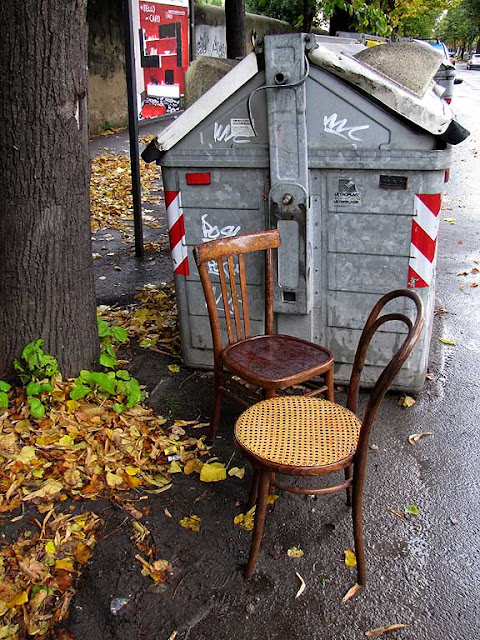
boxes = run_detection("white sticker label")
[230,118,255,138]
[333,178,362,206]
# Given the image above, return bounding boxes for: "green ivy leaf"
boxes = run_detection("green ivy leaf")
[112,402,125,413]
[97,318,111,338]
[0,391,9,409]
[111,326,128,343]
[405,504,420,517]
[70,384,91,400]
[116,370,130,381]
[0,380,11,392]
[28,396,45,419]
[99,352,118,369]
[26,381,42,396]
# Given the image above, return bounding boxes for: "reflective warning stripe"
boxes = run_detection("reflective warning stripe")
[165,190,189,276]
[408,193,441,288]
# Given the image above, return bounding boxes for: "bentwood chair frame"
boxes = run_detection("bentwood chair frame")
[234,289,424,583]
[193,230,334,442]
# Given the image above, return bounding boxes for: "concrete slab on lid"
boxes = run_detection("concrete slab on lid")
[309,44,452,136]
[354,41,443,98]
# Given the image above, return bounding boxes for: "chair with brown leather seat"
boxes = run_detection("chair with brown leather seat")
[234,289,424,583]
[193,229,334,442]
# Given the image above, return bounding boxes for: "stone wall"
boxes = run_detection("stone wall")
[87,1,294,134]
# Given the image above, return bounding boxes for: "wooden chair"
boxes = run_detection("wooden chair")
[234,289,424,582]
[193,230,334,442]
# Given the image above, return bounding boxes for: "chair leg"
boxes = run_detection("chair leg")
[325,366,334,402]
[265,388,276,400]
[245,469,272,579]
[352,464,367,585]
[207,379,222,443]
[344,464,353,507]
[248,468,260,509]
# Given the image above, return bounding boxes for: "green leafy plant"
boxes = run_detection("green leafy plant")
[70,369,144,413]
[14,340,59,384]
[13,340,59,419]
[0,380,11,409]
[97,318,128,369]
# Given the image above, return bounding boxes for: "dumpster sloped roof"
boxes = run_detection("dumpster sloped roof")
[156,53,259,153]
[309,44,452,136]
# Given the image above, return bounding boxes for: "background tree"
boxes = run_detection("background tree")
[226,0,247,58]
[0,0,99,379]
[436,0,478,55]
[246,0,390,35]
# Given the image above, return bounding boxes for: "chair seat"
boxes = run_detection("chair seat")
[235,396,361,470]
[222,334,333,388]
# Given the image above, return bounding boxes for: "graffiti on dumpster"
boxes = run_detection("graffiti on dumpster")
[201,213,242,280]
[323,113,370,144]
[211,285,238,316]
[212,120,255,145]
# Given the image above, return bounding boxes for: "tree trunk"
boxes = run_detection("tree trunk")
[329,7,355,36]
[0,0,99,379]
[225,0,246,59]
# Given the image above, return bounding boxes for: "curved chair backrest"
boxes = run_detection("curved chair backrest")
[193,230,281,362]
[346,289,424,451]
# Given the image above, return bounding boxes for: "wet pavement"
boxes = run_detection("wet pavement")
[75,65,480,640]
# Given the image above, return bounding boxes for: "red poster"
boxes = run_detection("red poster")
[136,1,189,119]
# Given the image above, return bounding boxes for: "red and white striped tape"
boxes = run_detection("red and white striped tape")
[408,193,441,288]
[165,190,189,276]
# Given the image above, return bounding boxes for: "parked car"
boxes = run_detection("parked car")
[467,54,480,70]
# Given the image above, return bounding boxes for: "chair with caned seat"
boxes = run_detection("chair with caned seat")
[193,229,334,442]
[234,289,424,583]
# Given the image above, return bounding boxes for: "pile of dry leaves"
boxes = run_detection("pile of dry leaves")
[0,375,211,638]
[90,153,160,232]
[98,283,181,356]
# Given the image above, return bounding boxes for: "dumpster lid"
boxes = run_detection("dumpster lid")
[156,52,259,153]
[309,43,455,138]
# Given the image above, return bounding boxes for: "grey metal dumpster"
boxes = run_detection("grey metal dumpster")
[143,34,469,390]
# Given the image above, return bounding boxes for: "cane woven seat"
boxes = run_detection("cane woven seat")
[235,396,361,469]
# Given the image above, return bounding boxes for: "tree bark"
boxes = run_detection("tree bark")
[225,0,246,59]
[0,0,99,379]
[329,7,355,36]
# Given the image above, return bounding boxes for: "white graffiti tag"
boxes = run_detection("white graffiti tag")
[201,213,241,242]
[213,122,250,145]
[323,113,370,142]
[201,214,242,280]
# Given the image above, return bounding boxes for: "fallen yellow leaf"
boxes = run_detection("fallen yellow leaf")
[168,460,182,474]
[125,466,140,476]
[267,494,279,505]
[443,217,455,224]
[439,338,456,345]
[45,540,56,555]
[179,514,201,532]
[228,466,245,479]
[7,590,29,609]
[344,549,357,567]
[287,547,304,558]
[365,623,408,637]
[408,432,433,445]
[168,364,180,373]
[183,458,203,475]
[200,462,226,483]
[342,582,361,603]
[398,395,416,408]
[106,471,124,487]
[55,558,74,571]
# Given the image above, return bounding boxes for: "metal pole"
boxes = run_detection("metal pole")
[188,0,195,63]
[123,0,144,259]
